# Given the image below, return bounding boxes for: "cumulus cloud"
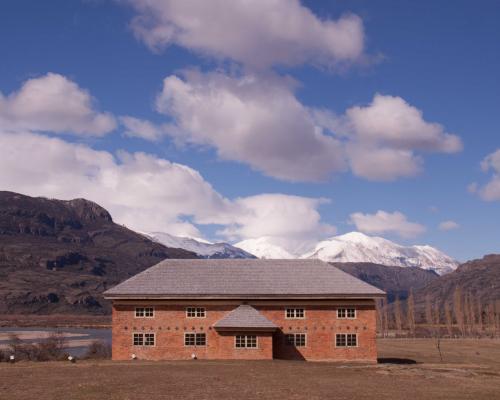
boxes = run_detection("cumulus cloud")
[0,73,116,136]
[119,69,461,183]
[126,0,365,69]
[474,149,500,201]
[330,94,462,181]
[155,70,346,182]
[343,94,462,152]
[213,194,336,254]
[349,210,426,238]
[120,116,165,141]
[346,144,422,181]
[0,130,332,249]
[439,220,460,231]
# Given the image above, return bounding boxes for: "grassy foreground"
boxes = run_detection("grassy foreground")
[1,339,499,400]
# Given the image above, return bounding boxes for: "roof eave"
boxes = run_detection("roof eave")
[104,293,386,300]
[213,326,278,332]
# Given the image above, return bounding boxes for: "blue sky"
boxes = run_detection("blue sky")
[0,0,499,261]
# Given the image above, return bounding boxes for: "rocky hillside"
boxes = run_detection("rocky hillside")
[332,262,439,302]
[0,191,197,315]
[412,254,500,309]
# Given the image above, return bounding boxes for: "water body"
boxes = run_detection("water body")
[0,327,111,357]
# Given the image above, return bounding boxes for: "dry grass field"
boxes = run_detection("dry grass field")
[1,339,499,400]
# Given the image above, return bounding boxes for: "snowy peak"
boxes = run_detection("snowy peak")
[145,232,256,259]
[302,231,458,275]
[143,231,457,275]
[235,237,295,259]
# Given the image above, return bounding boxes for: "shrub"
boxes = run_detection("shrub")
[0,348,7,362]
[8,332,69,361]
[83,340,111,359]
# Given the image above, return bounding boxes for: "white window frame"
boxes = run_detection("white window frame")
[285,333,307,347]
[337,308,356,319]
[285,308,305,319]
[335,333,358,348]
[234,335,258,349]
[133,332,156,347]
[134,306,155,318]
[186,307,206,318]
[184,332,207,347]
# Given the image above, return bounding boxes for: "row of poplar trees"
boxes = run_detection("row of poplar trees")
[376,287,500,338]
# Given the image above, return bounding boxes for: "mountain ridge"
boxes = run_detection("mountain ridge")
[235,232,458,275]
[145,231,256,259]
[0,191,197,315]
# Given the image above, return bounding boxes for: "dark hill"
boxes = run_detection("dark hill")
[413,254,500,309]
[0,191,197,315]
[332,262,439,302]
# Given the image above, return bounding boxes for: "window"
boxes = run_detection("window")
[186,307,206,318]
[133,333,155,346]
[184,333,206,346]
[135,307,154,318]
[285,308,305,319]
[337,308,356,319]
[235,335,257,348]
[335,333,357,347]
[285,333,306,347]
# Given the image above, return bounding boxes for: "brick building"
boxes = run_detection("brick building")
[104,259,384,361]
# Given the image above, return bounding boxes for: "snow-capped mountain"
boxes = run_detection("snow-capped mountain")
[145,232,256,259]
[143,230,457,275]
[234,237,295,259]
[301,232,458,275]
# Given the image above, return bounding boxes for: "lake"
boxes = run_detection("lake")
[0,327,111,357]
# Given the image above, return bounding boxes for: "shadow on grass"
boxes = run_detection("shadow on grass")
[377,358,417,364]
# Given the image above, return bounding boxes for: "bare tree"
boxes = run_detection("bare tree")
[495,300,500,336]
[444,302,453,337]
[486,303,495,337]
[433,301,443,362]
[407,289,416,337]
[425,294,433,337]
[394,295,403,334]
[383,298,389,338]
[464,293,471,337]
[453,286,465,336]
[475,294,483,337]
[375,299,384,335]
[468,292,476,337]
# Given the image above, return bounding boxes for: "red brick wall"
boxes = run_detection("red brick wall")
[111,301,377,362]
[259,305,377,362]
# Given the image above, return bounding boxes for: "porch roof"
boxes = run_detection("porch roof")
[213,304,278,331]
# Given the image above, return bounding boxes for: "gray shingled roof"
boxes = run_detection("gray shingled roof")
[104,259,384,298]
[213,305,278,331]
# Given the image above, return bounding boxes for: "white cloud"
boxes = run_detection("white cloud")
[126,0,365,69]
[343,94,462,152]
[120,116,164,141]
[349,210,426,238]
[0,73,116,136]
[0,130,332,250]
[212,194,336,254]
[329,94,462,181]
[439,220,460,231]
[346,143,422,181]
[475,149,500,201]
[155,70,346,182]
[121,71,461,183]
